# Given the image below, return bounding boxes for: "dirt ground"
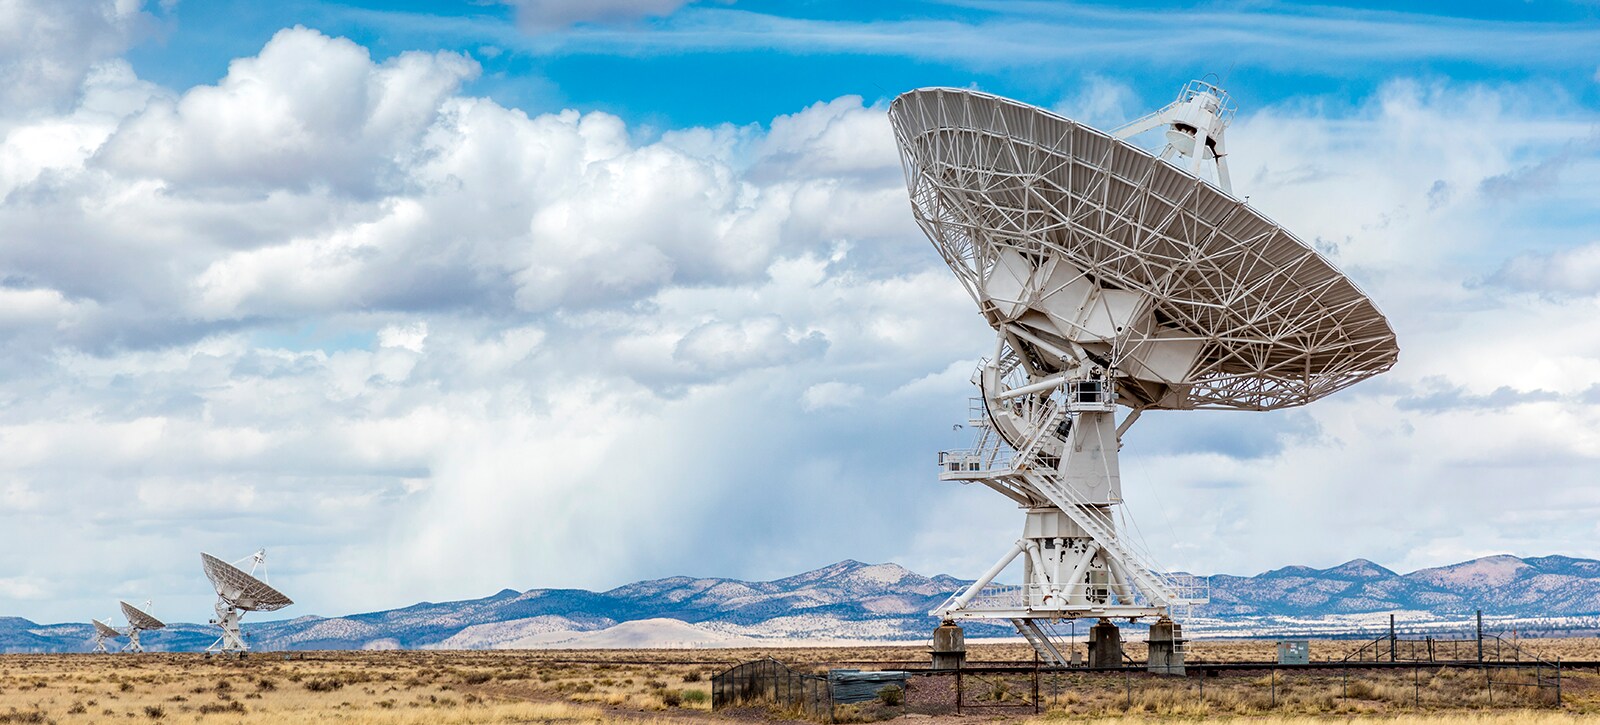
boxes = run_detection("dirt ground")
[0,638,1594,723]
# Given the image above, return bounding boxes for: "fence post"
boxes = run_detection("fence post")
[1389,614,1397,662]
[1270,668,1276,708]
[1032,663,1040,715]
[1414,663,1420,708]
[1476,610,1483,663]
[956,667,962,715]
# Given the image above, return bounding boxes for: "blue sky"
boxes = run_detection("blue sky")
[126,1,1600,128]
[0,0,1598,625]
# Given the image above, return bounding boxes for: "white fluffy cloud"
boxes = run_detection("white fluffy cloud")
[0,22,970,619]
[99,27,479,194]
[1491,241,1600,296]
[0,0,154,114]
[2,12,1600,623]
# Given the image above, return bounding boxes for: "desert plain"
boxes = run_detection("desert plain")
[0,639,1596,724]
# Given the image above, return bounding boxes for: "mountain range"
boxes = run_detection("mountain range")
[4,555,1599,653]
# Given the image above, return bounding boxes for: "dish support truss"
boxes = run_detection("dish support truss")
[931,332,1208,659]
[209,602,248,653]
[123,628,146,653]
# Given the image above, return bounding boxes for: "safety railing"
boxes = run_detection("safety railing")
[936,577,1208,615]
[936,447,1014,476]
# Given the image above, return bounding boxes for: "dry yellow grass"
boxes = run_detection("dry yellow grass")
[1028,715,1598,725]
[0,639,1593,723]
[0,652,693,723]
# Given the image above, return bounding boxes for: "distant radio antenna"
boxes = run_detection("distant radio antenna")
[202,549,293,654]
[90,618,123,654]
[119,600,166,653]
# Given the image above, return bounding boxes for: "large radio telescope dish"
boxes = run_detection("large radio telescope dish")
[202,553,293,612]
[890,82,1398,672]
[890,87,1397,411]
[202,550,292,653]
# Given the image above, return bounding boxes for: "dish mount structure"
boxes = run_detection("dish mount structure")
[119,600,166,653]
[888,81,1398,672]
[202,549,293,654]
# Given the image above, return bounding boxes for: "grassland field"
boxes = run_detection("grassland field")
[0,638,1595,724]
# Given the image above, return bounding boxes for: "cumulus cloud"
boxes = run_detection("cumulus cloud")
[4,6,1600,622]
[674,316,827,374]
[0,0,155,114]
[97,27,479,194]
[1488,241,1600,297]
[0,18,972,619]
[378,322,429,353]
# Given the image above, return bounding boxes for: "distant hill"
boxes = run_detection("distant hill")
[1207,555,1600,617]
[4,555,1599,653]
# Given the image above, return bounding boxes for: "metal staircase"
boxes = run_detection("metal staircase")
[1023,470,1186,607]
[1012,399,1065,469]
[1012,618,1069,666]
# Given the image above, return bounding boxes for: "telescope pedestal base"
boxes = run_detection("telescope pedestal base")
[208,603,248,653]
[1088,620,1123,668]
[930,620,967,670]
[1146,618,1184,675]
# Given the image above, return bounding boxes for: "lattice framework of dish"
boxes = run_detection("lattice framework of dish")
[889,88,1398,411]
[202,553,294,612]
[119,600,166,630]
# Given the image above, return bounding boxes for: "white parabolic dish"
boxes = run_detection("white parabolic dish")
[119,600,166,631]
[201,553,293,612]
[91,619,122,638]
[888,88,1398,411]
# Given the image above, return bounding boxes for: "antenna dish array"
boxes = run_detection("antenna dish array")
[203,549,293,653]
[119,600,166,653]
[81,550,290,655]
[889,82,1398,671]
